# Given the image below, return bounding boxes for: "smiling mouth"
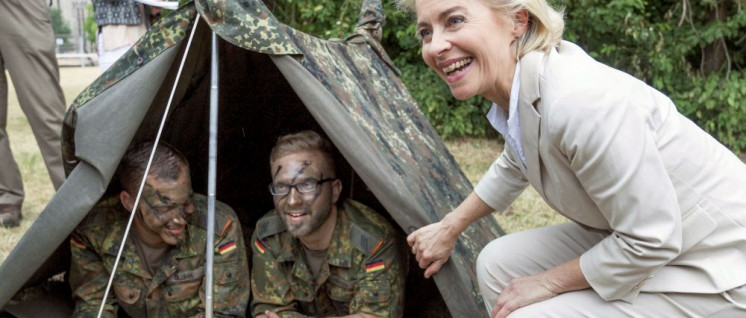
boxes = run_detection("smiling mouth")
[166,224,185,236]
[285,210,310,223]
[442,58,473,76]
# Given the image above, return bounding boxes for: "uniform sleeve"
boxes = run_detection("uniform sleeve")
[550,90,682,302]
[349,233,407,318]
[69,230,118,318]
[473,144,529,212]
[203,208,251,317]
[249,232,309,318]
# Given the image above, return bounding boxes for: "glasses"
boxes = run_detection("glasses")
[269,178,335,196]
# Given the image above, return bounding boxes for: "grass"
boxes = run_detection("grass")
[0,66,100,265]
[443,138,567,232]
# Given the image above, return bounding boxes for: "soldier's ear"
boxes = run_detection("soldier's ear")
[330,178,342,204]
[120,190,135,212]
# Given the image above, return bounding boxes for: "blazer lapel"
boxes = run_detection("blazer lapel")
[518,50,546,198]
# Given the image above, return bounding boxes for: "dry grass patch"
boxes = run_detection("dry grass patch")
[444,138,568,234]
[0,67,99,265]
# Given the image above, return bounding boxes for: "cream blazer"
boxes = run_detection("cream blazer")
[474,41,746,303]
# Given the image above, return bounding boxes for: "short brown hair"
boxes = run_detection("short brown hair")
[118,141,189,192]
[269,130,335,174]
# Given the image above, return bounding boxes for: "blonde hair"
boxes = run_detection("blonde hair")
[396,0,565,58]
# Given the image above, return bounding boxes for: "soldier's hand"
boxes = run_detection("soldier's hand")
[407,221,457,278]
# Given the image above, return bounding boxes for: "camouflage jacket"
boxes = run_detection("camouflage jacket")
[69,194,250,318]
[250,199,406,318]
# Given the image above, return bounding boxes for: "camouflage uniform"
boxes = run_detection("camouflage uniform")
[69,194,250,317]
[251,199,406,318]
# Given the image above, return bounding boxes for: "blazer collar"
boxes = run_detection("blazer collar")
[517,47,549,197]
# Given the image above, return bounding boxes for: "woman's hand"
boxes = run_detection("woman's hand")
[491,258,588,317]
[490,272,559,318]
[408,192,497,278]
[407,220,458,278]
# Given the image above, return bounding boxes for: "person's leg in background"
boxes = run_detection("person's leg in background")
[0,0,66,227]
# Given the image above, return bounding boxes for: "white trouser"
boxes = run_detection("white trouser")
[476,223,746,317]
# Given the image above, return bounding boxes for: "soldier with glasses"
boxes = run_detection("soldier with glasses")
[251,130,407,318]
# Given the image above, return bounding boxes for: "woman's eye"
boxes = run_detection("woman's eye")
[417,28,432,41]
[447,16,465,26]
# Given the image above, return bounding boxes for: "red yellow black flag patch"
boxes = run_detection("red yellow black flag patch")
[254,239,266,254]
[218,241,237,255]
[365,259,385,273]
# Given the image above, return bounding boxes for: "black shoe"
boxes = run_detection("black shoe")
[0,204,22,228]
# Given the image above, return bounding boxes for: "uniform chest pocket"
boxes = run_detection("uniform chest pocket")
[113,283,142,305]
[113,283,147,317]
[164,267,204,314]
[327,275,355,302]
[213,260,242,308]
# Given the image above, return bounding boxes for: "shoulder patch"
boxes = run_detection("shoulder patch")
[191,195,230,235]
[350,223,383,255]
[77,196,120,230]
[256,214,286,239]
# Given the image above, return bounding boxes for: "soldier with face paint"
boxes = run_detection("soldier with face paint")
[251,130,407,318]
[68,142,250,317]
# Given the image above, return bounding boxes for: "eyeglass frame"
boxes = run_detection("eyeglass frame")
[268,178,336,196]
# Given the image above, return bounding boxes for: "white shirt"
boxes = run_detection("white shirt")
[486,61,525,167]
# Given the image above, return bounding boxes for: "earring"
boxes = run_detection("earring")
[514,35,521,60]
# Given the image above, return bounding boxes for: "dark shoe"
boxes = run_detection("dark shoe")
[0,204,22,228]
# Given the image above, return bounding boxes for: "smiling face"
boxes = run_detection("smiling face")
[121,164,195,247]
[270,150,341,242]
[415,0,525,105]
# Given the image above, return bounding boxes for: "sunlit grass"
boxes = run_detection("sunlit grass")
[443,138,568,233]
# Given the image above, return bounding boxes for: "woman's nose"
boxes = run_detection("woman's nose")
[427,31,451,57]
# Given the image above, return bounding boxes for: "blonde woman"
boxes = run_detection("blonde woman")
[401,0,746,317]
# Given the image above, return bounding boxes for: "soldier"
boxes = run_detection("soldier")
[69,141,250,317]
[251,130,407,318]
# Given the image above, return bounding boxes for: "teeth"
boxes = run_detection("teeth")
[442,58,472,74]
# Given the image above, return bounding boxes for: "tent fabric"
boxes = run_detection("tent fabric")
[0,0,506,316]
[0,47,182,308]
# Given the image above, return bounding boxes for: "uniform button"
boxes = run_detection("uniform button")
[168,291,173,297]
[227,273,232,278]
[147,294,153,300]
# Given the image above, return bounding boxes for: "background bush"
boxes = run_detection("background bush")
[271,0,746,151]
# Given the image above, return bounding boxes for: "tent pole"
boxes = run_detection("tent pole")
[204,30,220,318]
[93,13,203,318]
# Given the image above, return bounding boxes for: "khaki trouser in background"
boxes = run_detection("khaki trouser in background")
[0,0,66,206]
[477,223,746,317]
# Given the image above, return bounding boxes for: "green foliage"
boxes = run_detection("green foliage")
[271,0,746,150]
[50,8,71,43]
[84,5,98,45]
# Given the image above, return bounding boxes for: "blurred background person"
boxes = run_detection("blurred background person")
[0,0,67,228]
[92,0,162,73]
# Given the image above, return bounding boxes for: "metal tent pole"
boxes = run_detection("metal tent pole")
[204,29,220,318]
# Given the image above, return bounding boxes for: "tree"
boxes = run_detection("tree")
[50,7,71,44]
[270,0,746,150]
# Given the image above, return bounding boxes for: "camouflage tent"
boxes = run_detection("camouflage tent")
[0,0,505,316]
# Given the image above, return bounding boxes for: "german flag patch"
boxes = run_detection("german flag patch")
[70,237,86,249]
[254,239,266,254]
[218,241,237,255]
[365,259,385,273]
